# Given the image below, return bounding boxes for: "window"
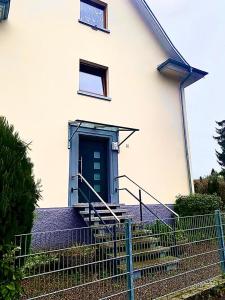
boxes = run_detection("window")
[80,0,107,30]
[79,61,108,97]
[0,0,10,21]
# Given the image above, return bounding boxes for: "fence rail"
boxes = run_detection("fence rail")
[15,211,225,299]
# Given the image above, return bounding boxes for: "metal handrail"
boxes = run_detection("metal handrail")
[115,175,179,218]
[75,173,120,223]
[119,188,172,229]
[78,188,112,232]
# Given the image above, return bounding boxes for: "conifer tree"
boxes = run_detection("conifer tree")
[214,120,225,170]
[0,117,41,245]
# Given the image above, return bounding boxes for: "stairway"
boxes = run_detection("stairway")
[75,202,133,226]
[75,197,179,275]
[94,224,179,277]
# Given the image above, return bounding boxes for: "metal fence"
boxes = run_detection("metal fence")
[15,210,225,300]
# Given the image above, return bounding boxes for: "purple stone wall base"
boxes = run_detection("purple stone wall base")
[121,204,175,223]
[31,205,174,250]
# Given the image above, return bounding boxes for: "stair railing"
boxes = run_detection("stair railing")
[77,187,111,230]
[119,188,172,229]
[74,173,120,223]
[115,175,179,223]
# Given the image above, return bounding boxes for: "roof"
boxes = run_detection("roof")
[157,59,208,87]
[135,0,208,85]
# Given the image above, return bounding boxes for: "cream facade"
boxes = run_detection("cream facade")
[0,0,207,207]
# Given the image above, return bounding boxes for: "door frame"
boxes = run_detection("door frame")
[68,124,119,206]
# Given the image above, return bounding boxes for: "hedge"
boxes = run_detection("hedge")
[174,193,222,216]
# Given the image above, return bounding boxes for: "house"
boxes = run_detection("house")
[0,0,207,224]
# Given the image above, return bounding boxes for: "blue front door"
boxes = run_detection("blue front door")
[78,135,109,203]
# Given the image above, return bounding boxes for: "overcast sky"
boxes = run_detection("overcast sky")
[147,0,225,179]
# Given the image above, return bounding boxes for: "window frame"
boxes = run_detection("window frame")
[78,60,111,101]
[79,0,110,33]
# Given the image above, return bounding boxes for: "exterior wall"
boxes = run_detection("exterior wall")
[0,0,190,207]
[32,208,86,233]
[33,206,174,232]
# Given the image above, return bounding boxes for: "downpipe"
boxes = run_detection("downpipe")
[179,67,194,194]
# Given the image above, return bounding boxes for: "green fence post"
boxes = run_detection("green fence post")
[125,219,135,300]
[215,210,225,274]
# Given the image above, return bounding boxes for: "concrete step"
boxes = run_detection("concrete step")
[76,202,132,226]
[74,203,120,209]
[101,236,160,251]
[94,229,152,241]
[83,215,133,222]
[107,246,170,259]
[80,209,127,215]
[134,255,179,271]
[119,256,179,274]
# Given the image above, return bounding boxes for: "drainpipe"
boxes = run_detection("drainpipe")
[180,67,194,194]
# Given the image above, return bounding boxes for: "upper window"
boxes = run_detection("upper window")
[79,61,108,97]
[0,0,10,21]
[80,0,107,30]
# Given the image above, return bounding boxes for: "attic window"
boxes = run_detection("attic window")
[80,0,107,30]
[0,0,10,21]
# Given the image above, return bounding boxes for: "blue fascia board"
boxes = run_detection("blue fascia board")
[135,0,208,86]
[135,0,189,65]
[158,58,208,87]
[192,66,208,77]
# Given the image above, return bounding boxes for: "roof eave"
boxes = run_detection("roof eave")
[135,0,208,85]
[158,58,208,87]
[135,0,189,65]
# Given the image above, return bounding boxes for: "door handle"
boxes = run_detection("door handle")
[79,156,83,182]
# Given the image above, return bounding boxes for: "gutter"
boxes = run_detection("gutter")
[158,59,208,194]
[136,0,208,193]
[180,68,194,193]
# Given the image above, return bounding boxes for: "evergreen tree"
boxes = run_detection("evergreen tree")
[0,117,41,245]
[214,120,225,170]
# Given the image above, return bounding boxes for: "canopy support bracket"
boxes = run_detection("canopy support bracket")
[118,130,136,147]
[68,121,82,149]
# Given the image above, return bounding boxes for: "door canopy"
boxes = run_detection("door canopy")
[68,119,139,149]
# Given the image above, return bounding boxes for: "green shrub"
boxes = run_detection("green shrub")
[174,193,222,216]
[21,253,59,277]
[194,170,225,207]
[0,117,41,245]
[0,244,23,300]
[147,220,186,246]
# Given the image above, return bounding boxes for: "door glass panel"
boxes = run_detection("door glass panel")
[94,173,101,181]
[94,151,101,159]
[94,184,101,193]
[94,162,100,170]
